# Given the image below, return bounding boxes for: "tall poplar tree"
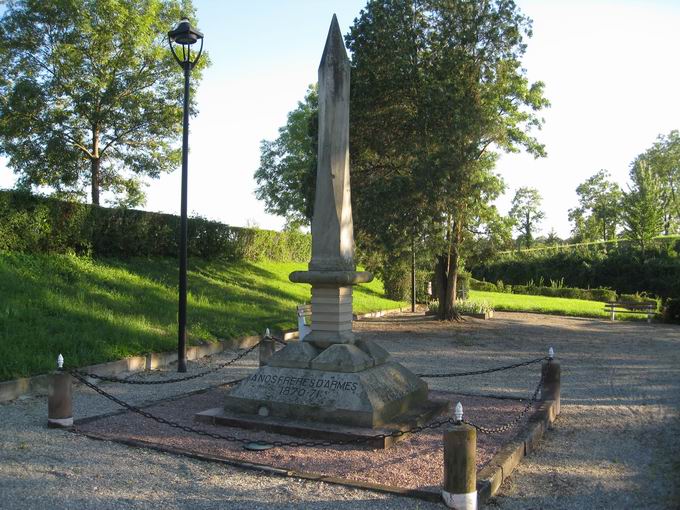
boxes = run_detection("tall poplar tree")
[624,161,664,255]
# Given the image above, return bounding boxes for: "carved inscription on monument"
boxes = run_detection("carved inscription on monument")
[239,368,362,407]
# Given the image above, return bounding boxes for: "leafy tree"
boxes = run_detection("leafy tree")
[347,0,548,319]
[252,1,548,319]
[509,187,545,248]
[568,170,622,242]
[254,86,317,228]
[0,0,206,206]
[633,130,680,235]
[623,160,664,255]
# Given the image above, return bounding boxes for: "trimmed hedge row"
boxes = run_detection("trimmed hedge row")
[471,243,680,299]
[0,190,311,261]
[469,277,618,303]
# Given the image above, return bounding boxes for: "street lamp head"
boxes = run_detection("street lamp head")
[169,18,203,45]
[168,18,204,68]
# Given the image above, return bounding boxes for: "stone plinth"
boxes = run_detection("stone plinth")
[222,361,427,429]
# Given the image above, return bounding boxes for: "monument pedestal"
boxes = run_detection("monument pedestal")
[197,395,448,449]
[198,338,447,448]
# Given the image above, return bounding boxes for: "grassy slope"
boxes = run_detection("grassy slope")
[470,289,651,320]
[0,253,403,381]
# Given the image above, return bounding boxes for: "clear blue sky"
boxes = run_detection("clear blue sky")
[1,0,679,238]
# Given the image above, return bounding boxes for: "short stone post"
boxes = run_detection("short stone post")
[542,347,561,417]
[48,354,73,428]
[442,403,477,510]
[259,328,275,367]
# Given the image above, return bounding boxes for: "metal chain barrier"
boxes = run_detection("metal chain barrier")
[416,355,548,378]
[69,368,456,447]
[68,341,262,385]
[67,362,548,447]
[463,362,547,435]
[268,335,288,346]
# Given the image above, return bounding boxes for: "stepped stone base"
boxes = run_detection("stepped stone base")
[196,397,448,449]
[221,360,429,429]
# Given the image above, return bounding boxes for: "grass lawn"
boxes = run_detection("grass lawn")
[470,289,653,320]
[0,253,404,381]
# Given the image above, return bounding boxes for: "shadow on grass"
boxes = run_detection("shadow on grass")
[0,255,300,379]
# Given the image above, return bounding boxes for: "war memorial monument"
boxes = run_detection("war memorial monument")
[197,16,446,442]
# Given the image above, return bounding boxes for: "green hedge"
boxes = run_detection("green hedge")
[512,285,617,303]
[0,190,311,262]
[470,277,618,303]
[472,241,680,299]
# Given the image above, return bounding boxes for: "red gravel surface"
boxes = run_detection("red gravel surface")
[76,386,531,492]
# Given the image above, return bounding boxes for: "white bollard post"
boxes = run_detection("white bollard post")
[542,347,561,417]
[48,354,73,428]
[442,403,477,510]
[259,328,275,367]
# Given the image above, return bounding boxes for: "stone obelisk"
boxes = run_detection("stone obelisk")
[288,13,373,363]
[219,16,436,431]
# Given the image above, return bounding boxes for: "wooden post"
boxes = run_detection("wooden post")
[542,357,561,417]
[259,329,275,367]
[442,403,477,510]
[48,354,73,428]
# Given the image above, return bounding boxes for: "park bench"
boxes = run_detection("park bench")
[604,302,655,323]
[297,303,312,340]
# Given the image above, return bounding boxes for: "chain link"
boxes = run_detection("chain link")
[268,335,288,346]
[69,369,456,447]
[416,356,547,378]
[463,362,547,434]
[69,341,261,385]
[68,364,548,447]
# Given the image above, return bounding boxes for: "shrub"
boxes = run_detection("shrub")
[618,293,660,310]
[427,298,493,315]
[469,278,498,292]
[663,298,680,323]
[0,190,311,262]
[589,288,618,302]
[456,299,493,315]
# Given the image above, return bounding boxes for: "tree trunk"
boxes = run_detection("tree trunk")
[91,157,100,205]
[435,221,462,321]
[91,127,100,205]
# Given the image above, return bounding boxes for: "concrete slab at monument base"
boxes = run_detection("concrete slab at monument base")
[196,398,448,449]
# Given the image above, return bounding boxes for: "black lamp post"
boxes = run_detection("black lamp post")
[168,19,203,372]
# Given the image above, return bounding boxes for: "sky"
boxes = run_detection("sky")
[1,0,679,238]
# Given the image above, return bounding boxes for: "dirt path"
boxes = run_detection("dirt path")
[1,311,678,509]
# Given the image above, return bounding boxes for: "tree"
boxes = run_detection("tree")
[509,187,545,248]
[0,0,206,206]
[633,130,680,235]
[254,86,317,228]
[544,228,562,246]
[252,1,548,319]
[623,161,664,255]
[568,169,622,242]
[347,0,548,320]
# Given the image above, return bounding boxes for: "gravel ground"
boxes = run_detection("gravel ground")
[76,388,526,490]
[1,311,679,509]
